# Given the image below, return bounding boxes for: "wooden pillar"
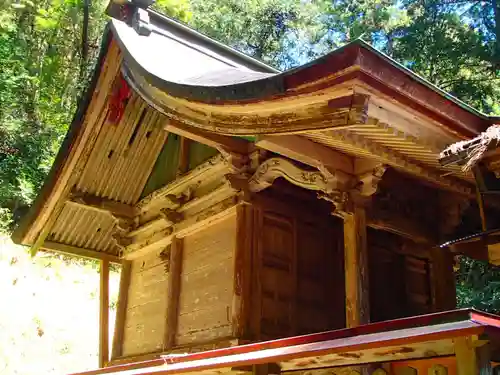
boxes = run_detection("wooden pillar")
[164,237,183,349]
[431,247,456,312]
[111,260,131,360]
[99,260,110,368]
[232,203,253,339]
[343,204,370,327]
[455,336,491,375]
[253,363,281,375]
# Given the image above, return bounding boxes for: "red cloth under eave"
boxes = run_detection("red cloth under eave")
[108,75,131,124]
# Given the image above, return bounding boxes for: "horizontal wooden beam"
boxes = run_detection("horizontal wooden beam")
[42,241,121,263]
[368,215,435,245]
[124,196,239,260]
[69,191,137,219]
[137,153,230,213]
[255,135,353,174]
[165,121,252,155]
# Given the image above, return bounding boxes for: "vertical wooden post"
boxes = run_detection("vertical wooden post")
[343,204,370,327]
[253,363,281,375]
[99,260,110,368]
[164,237,183,349]
[233,204,253,339]
[111,260,131,360]
[455,336,491,375]
[431,247,456,312]
[176,137,191,177]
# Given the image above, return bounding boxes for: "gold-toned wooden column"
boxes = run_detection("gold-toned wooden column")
[99,259,110,368]
[455,336,491,375]
[340,162,386,327]
[343,203,370,327]
[111,260,131,360]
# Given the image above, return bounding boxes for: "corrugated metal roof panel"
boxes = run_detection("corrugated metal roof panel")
[48,203,118,254]
[75,93,168,204]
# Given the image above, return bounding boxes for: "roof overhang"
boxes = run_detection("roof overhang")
[12,3,500,260]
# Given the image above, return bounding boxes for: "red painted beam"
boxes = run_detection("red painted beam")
[69,309,500,375]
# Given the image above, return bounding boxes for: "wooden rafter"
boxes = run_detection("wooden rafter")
[307,129,472,195]
[68,191,138,219]
[41,241,121,263]
[165,121,251,154]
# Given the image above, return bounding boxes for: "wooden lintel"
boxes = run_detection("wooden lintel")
[111,261,131,360]
[41,241,121,263]
[99,259,110,368]
[164,237,183,350]
[68,192,137,219]
[165,121,251,155]
[255,135,353,174]
[344,205,370,327]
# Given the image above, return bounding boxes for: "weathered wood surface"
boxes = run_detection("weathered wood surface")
[121,250,170,357]
[250,193,344,341]
[344,205,370,327]
[99,260,110,368]
[165,237,183,349]
[431,247,457,312]
[368,229,434,321]
[232,204,253,339]
[176,215,236,345]
[111,260,131,360]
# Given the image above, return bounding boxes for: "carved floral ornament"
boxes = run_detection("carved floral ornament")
[226,157,387,216]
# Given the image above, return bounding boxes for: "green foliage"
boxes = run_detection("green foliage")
[154,0,192,22]
[456,255,500,314]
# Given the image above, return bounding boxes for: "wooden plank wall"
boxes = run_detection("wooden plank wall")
[176,215,236,346]
[122,249,170,356]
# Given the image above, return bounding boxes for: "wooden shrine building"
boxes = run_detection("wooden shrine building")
[11,1,500,375]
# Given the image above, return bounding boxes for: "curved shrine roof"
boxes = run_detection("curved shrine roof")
[11,3,500,262]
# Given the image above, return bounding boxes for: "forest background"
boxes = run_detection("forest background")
[0,0,500,372]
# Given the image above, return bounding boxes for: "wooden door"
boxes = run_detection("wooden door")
[369,229,433,321]
[250,199,344,340]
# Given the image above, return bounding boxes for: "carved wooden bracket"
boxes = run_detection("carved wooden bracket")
[160,208,184,224]
[224,156,387,216]
[217,147,251,174]
[439,192,470,238]
[356,165,387,197]
[247,157,346,194]
[159,246,171,273]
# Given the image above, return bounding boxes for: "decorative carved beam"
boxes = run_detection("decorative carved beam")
[68,191,137,219]
[165,121,252,155]
[248,157,349,195]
